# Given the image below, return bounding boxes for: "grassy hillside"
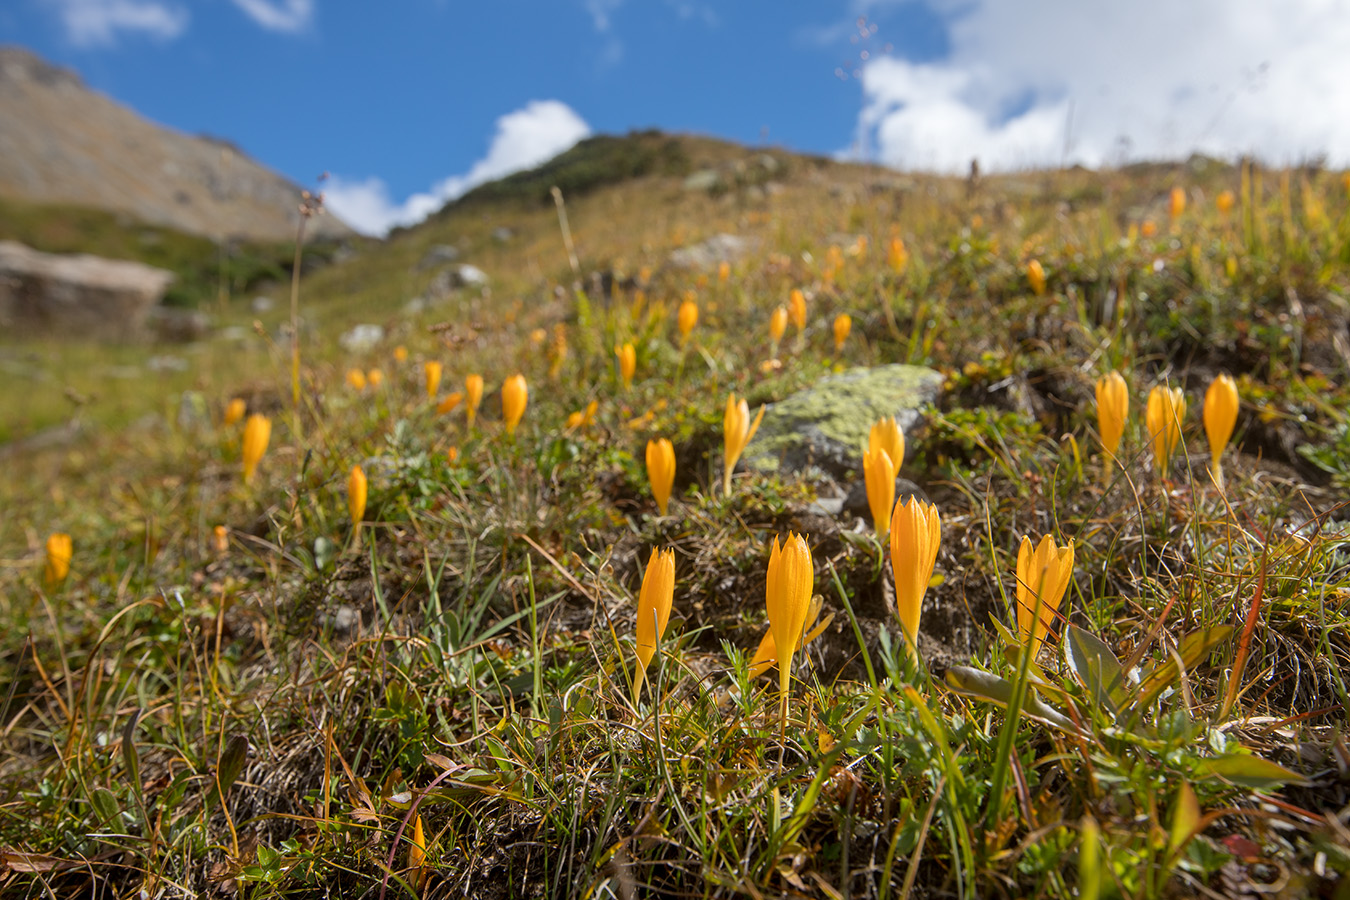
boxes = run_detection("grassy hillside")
[2,134,1350,898]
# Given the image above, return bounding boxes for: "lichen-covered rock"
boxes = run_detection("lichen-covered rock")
[743,364,944,478]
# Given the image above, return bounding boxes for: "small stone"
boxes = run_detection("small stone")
[339,323,385,352]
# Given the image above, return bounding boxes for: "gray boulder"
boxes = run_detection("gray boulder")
[428,264,488,297]
[0,240,174,339]
[742,364,944,478]
[668,233,755,271]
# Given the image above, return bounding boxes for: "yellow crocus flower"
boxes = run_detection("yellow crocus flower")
[44,532,72,589]
[891,496,941,647]
[868,417,905,472]
[631,547,676,702]
[1015,534,1074,660]
[501,374,528,436]
[616,343,636,390]
[348,465,367,526]
[423,361,442,401]
[722,393,765,495]
[1146,385,1187,480]
[465,374,484,427]
[646,438,675,516]
[833,313,851,352]
[765,533,813,731]
[241,414,271,483]
[223,397,246,427]
[1204,374,1239,490]
[863,447,896,540]
[1095,371,1129,465]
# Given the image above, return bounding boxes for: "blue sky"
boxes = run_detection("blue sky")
[4,1,1350,235]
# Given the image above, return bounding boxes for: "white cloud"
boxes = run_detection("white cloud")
[54,0,188,46]
[228,0,313,33]
[585,0,623,31]
[325,100,592,237]
[855,0,1350,172]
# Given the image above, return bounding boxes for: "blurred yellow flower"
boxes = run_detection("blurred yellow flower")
[678,298,699,342]
[1095,371,1129,464]
[44,532,72,589]
[465,374,484,427]
[1169,186,1187,220]
[393,345,408,363]
[891,496,941,647]
[446,446,459,465]
[502,374,528,435]
[1204,374,1239,490]
[717,260,730,283]
[646,437,675,515]
[869,417,905,472]
[241,414,271,483]
[769,306,788,346]
[1141,220,1158,238]
[223,397,246,427]
[887,236,908,274]
[1016,534,1074,659]
[1026,259,1046,296]
[833,313,851,352]
[1216,189,1235,215]
[1146,385,1186,479]
[789,289,807,333]
[631,547,676,702]
[367,368,384,388]
[616,343,636,390]
[348,465,367,526]
[723,392,765,495]
[211,525,229,555]
[346,368,367,391]
[436,391,463,415]
[423,361,442,401]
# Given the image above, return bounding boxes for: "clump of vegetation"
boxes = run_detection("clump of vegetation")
[2,139,1349,899]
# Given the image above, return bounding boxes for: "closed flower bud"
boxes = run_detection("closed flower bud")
[1146,385,1186,480]
[501,374,528,436]
[833,313,851,352]
[1204,374,1239,490]
[631,547,676,702]
[348,465,367,526]
[241,414,271,483]
[1095,371,1129,466]
[424,361,442,401]
[44,532,72,589]
[465,374,484,427]
[646,438,675,515]
[891,496,941,647]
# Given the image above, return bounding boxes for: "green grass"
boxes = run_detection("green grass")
[2,140,1350,898]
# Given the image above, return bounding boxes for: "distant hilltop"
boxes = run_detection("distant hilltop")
[0,46,352,243]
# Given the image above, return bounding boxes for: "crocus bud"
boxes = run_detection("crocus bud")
[241,414,271,483]
[44,532,72,589]
[868,417,905,472]
[891,496,941,647]
[1146,385,1186,480]
[501,374,528,436]
[346,368,367,391]
[465,374,484,427]
[833,314,851,352]
[223,398,246,427]
[765,533,813,730]
[1204,374,1239,490]
[769,306,788,344]
[617,343,636,390]
[888,236,908,274]
[1027,259,1046,296]
[646,437,675,516]
[1169,186,1186,220]
[789,289,807,333]
[678,299,699,342]
[348,465,367,526]
[631,547,676,702]
[863,447,896,540]
[424,361,442,401]
[1095,371,1129,465]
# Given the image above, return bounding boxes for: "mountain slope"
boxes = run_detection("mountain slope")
[0,46,351,243]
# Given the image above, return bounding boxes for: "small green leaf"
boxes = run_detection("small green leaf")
[1168,782,1199,856]
[944,666,1078,732]
[206,734,249,810]
[90,787,124,834]
[1195,753,1308,789]
[1064,624,1128,713]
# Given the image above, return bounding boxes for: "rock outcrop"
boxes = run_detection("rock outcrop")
[0,240,175,339]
